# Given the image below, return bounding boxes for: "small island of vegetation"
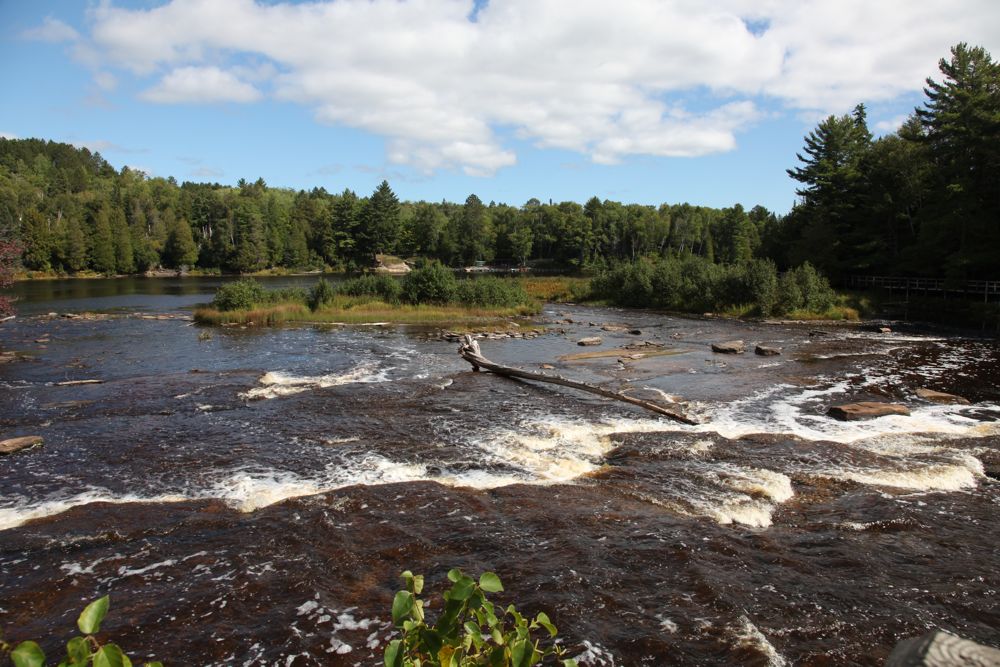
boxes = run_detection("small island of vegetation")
[194,263,542,327]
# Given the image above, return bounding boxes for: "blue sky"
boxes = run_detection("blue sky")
[2,1,997,213]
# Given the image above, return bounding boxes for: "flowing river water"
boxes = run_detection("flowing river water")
[1,278,998,665]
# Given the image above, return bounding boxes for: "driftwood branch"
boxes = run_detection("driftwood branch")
[458,335,698,425]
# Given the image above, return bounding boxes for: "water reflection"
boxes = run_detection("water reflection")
[7,275,340,315]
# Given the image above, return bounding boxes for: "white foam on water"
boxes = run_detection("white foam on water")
[240,362,390,400]
[701,380,1000,445]
[0,488,190,531]
[209,457,430,512]
[472,416,672,485]
[730,615,788,667]
[676,464,795,529]
[827,455,983,492]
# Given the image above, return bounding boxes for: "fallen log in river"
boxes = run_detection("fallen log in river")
[458,334,698,425]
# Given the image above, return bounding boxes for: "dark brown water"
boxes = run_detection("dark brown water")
[1,280,999,665]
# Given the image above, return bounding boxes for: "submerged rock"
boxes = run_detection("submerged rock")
[0,436,43,455]
[915,388,970,405]
[577,337,603,346]
[755,345,781,356]
[711,340,746,354]
[827,402,910,421]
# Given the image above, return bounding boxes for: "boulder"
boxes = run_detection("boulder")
[886,629,1000,667]
[0,435,43,455]
[827,402,910,421]
[711,340,745,354]
[915,388,970,405]
[577,337,603,346]
[628,329,642,335]
[755,345,781,356]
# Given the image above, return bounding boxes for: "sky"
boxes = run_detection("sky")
[2,1,999,214]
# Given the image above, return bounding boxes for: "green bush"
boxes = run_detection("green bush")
[212,278,266,311]
[401,262,457,304]
[340,274,402,303]
[776,262,835,314]
[454,277,529,308]
[591,255,834,317]
[308,278,337,311]
[2,596,162,667]
[385,569,577,667]
[727,259,779,316]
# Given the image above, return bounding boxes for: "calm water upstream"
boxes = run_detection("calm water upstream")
[1,278,998,665]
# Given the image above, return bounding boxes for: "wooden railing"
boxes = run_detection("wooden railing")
[848,275,1000,300]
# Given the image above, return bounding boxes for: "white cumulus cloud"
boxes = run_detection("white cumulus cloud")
[46,0,1000,175]
[141,66,262,104]
[23,16,80,43]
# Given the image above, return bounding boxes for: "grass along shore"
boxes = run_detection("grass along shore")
[194,297,539,327]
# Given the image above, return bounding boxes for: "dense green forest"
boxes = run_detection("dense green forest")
[0,43,996,282]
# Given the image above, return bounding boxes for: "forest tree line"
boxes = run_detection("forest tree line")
[1,43,996,283]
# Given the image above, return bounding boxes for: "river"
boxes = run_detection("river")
[1,277,998,665]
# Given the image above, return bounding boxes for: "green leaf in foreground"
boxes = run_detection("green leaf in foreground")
[78,595,110,634]
[384,639,403,667]
[479,572,503,593]
[391,590,414,626]
[93,643,130,667]
[67,635,90,664]
[11,641,46,667]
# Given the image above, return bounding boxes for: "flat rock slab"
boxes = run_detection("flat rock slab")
[827,402,910,421]
[711,340,746,354]
[755,345,781,356]
[915,388,970,405]
[886,629,1000,667]
[577,337,603,346]
[0,436,43,455]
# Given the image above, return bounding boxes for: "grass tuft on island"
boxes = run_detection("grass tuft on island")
[194,264,540,326]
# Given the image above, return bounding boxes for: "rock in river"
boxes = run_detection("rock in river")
[577,337,603,346]
[711,340,746,354]
[0,435,43,455]
[827,402,910,421]
[755,345,781,356]
[915,387,970,405]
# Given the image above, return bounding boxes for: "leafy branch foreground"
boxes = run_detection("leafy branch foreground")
[386,569,577,667]
[2,570,575,667]
[2,596,161,667]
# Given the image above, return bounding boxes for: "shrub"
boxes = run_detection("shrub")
[401,262,457,304]
[385,569,577,667]
[339,274,402,303]
[212,278,266,311]
[308,278,337,311]
[794,261,836,312]
[455,277,529,308]
[728,259,779,316]
[777,270,804,313]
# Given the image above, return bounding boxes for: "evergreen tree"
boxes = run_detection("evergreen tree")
[20,209,53,271]
[327,189,360,266]
[359,180,400,263]
[916,43,1000,277]
[110,207,135,274]
[786,104,872,276]
[90,206,116,274]
[64,217,88,272]
[231,199,267,272]
[163,216,199,268]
